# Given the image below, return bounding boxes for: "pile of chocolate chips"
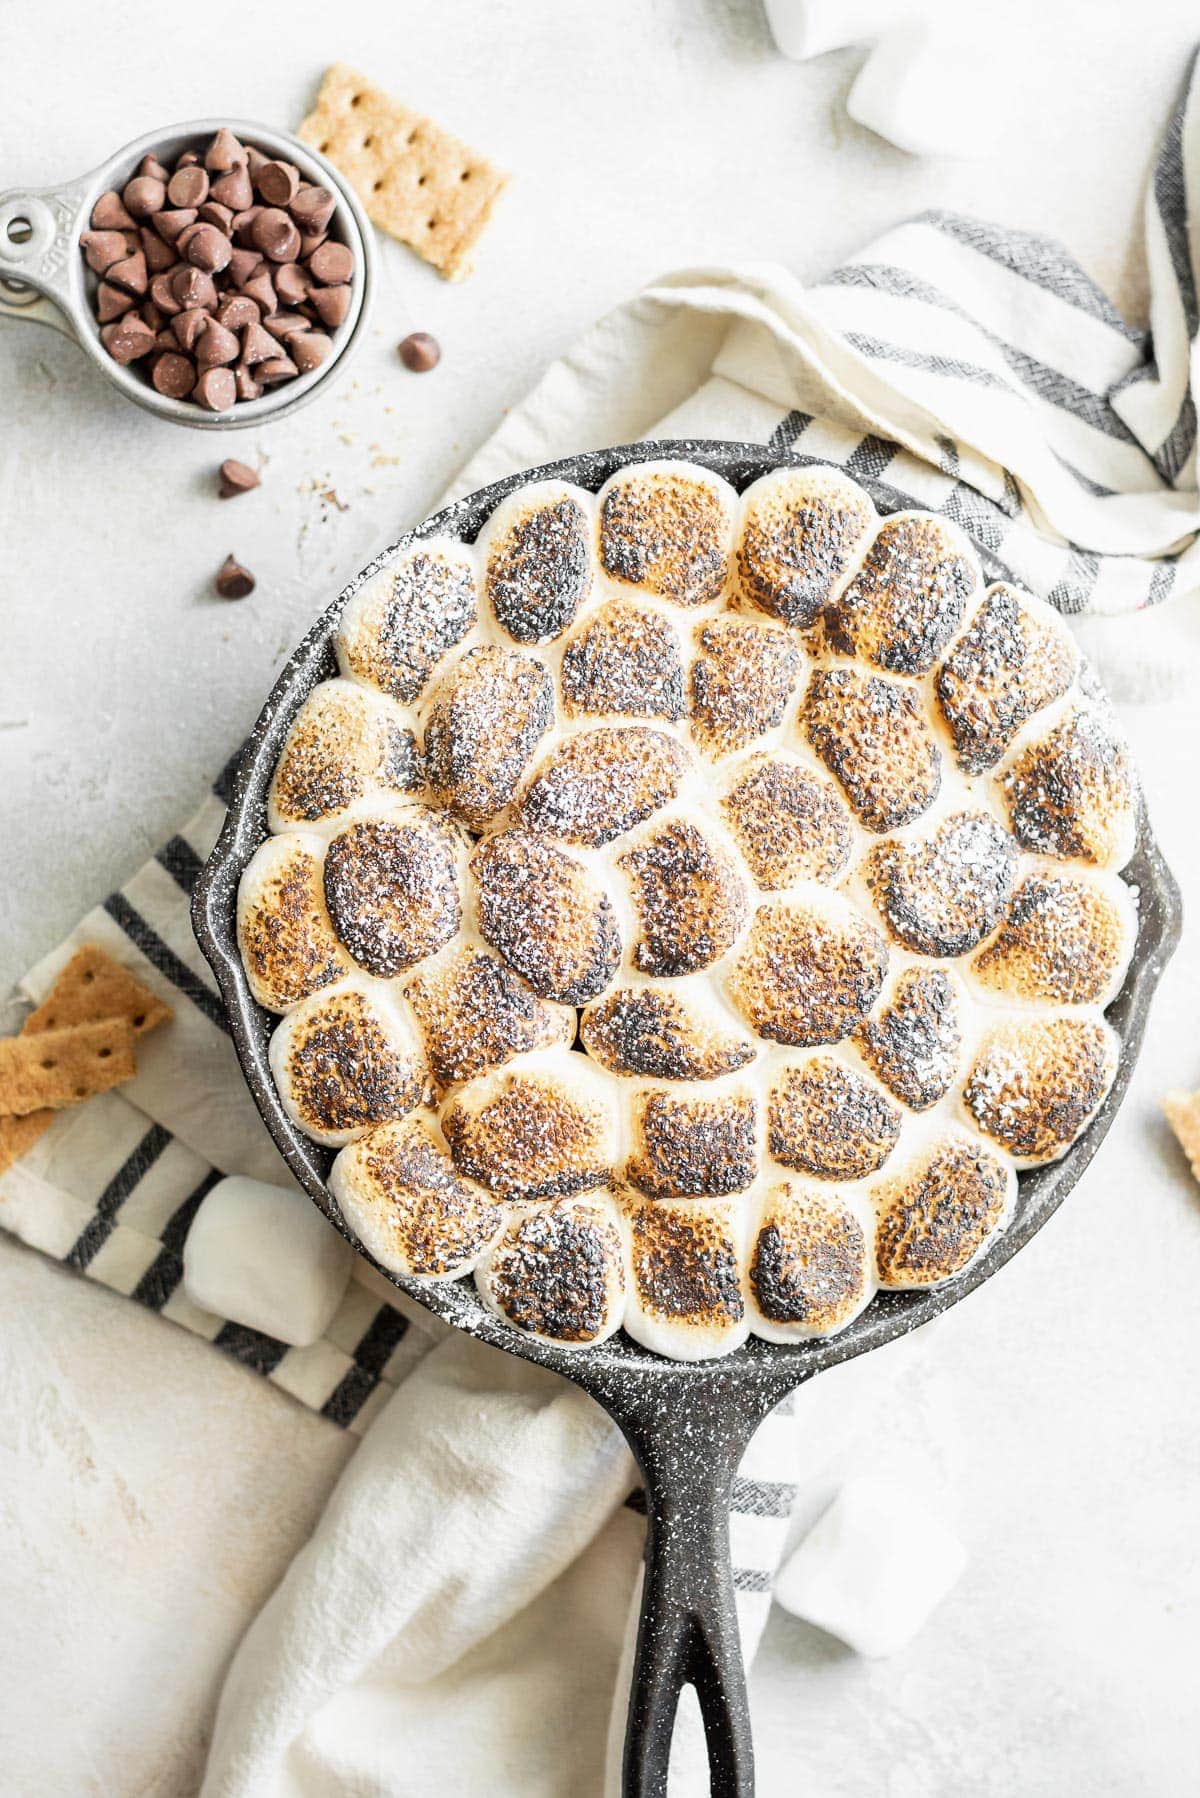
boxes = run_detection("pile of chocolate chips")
[80,128,354,412]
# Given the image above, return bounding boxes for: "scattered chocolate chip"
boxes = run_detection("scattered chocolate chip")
[398,331,440,372]
[167,165,209,208]
[151,352,196,398]
[218,458,260,498]
[308,240,353,285]
[194,367,237,411]
[256,160,300,206]
[91,190,136,232]
[122,175,165,219]
[216,555,255,598]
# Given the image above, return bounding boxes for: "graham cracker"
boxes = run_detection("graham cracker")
[299,64,508,281]
[1163,1089,1200,1185]
[0,1019,137,1117]
[0,946,171,1169]
[25,944,171,1040]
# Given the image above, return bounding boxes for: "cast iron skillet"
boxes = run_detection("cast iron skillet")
[193,439,1182,1797]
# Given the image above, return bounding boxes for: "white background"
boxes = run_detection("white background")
[3,2,1200,1792]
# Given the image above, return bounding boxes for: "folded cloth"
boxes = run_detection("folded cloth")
[6,49,1200,1798]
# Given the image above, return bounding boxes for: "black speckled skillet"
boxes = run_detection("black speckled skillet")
[193,440,1182,1797]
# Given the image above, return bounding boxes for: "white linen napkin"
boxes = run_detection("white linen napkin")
[6,49,1200,1798]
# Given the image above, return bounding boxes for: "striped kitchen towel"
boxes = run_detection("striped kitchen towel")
[11,49,1200,1798]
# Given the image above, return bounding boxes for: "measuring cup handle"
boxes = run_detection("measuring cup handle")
[0,182,87,333]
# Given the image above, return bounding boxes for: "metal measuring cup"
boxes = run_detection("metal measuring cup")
[0,118,375,430]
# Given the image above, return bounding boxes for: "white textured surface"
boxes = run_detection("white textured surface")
[3,2,1200,1792]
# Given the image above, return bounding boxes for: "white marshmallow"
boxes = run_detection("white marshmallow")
[763,0,894,61]
[848,28,1001,159]
[774,1473,967,1656]
[182,1175,355,1348]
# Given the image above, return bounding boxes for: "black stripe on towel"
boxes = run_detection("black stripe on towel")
[156,835,205,898]
[129,1169,224,1310]
[845,433,897,483]
[842,331,1010,394]
[214,1321,291,1376]
[320,1305,412,1426]
[941,482,1006,555]
[768,410,813,452]
[103,893,230,1033]
[733,1567,773,1594]
[730,1477,796,1520]
[1048,547,1102,615]
[65,1123,172,1271]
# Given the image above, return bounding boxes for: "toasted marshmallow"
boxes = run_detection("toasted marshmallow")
[422,645,554,832]
[335,537,478,705]
[237,832,350,1012]
[969,867,1137,1008]
[853,964,963,1111]
[597,461,737,608]
[934,583,1079,774]
[440,1051,617,1201]
[403,945,574,1090]
[735,465,875,627]
[330,1114,503,1279]
[580,984,757,1082]
[728,890,888,1047]
[559,598,686,721]
[323,805,467,978]
[747,1181,873,1340]
[624,1078,760,1199]
[766,1053,901,1180]
[475,1195,626,1348]
[997,701,1137,870]
[471,828,621,1004]
[617,817,749,977]
[960,1011,1119,1166]
[864,811,1018,957]
[518,725,687,847]
[268,679,423,835]
[802,666,942,832]
[721,752,853,890]
[823,513,979,676]
[872,1130,1015,1288]
[688,616,804,759]
[479,480,595,644]
[269,981,428,1147]
[620,1193,749,1360]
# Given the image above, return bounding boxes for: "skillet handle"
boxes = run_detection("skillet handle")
[623,1444,753,1797]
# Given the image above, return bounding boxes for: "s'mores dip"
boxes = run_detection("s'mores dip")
[238,457,1139,1362]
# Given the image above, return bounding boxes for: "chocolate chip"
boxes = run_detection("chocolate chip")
[91,190,136,232]
[152,352,196,398]
[122,175,166,219]
[177,151,200,169]
[195,319,240,368]
[232,206,264,246]
[309,283,351,329]
[100,318,156,364]
[228,247,262,287]
[216,294,260,332]
[107,251,148,296]
[80,230,129,274]
[140,227,176,274]
[172,307,210,352]
[245,145,269,181]
[262,309,309,341]
[139,154,171,183]
[291,186,336,233]
[252,208,301,263]
[205,129,246,174]
[141,299,165,334]
[194,367,237,411]
[298,230,328,260]
[241,271,277,316]
[96,282,136,322]
[185,223,233,273]
[167,165,209,208]
[218,458,260,498]
[398,331,440,372]
[291,332,332,373]
[239,320,278,366]
[153,328,179,353]
[211,165,254,212]
[256,354,298,385]
[171,265,217,311]
[198,201,234,233]
[151,208,198,244]
[255,160,300,206]
[274,262,310,306]
[307,240,353,285]
[235,367,263,401]
[216,555,255,598]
